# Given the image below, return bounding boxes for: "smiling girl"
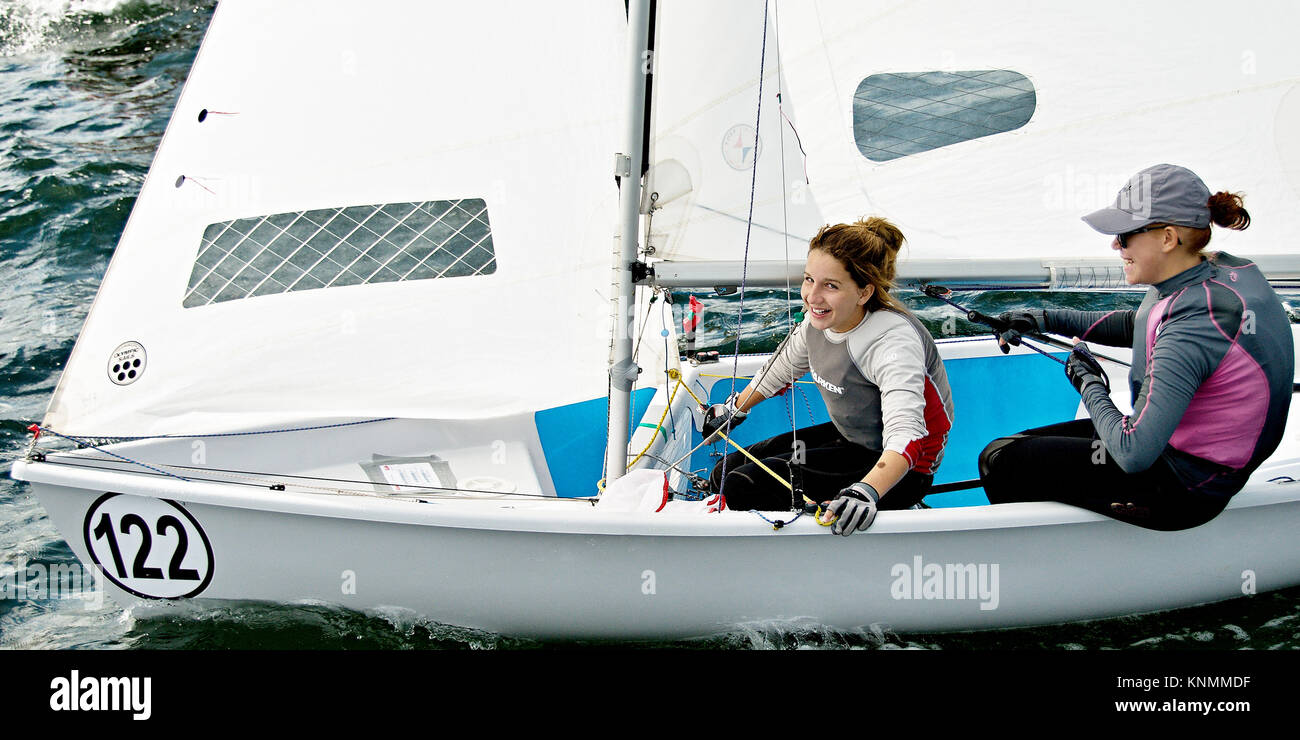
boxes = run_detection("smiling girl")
[980,164,1294,530]
[701,217,954,535]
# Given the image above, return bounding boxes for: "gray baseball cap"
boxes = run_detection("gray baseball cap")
[1082,164,1212,234]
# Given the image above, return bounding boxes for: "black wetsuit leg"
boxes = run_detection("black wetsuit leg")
[710,422,934,512]
[979,419,1228,531]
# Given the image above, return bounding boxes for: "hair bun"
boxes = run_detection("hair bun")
[859,216,905,255]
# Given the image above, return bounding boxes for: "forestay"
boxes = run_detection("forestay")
[43,0,628,437]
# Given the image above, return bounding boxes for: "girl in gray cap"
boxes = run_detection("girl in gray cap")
[979,164,1294,530]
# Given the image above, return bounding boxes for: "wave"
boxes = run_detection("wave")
[0,0,208,57]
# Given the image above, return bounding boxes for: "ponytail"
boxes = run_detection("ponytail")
[1208,191,1250,230]
[1187,191,1249,252]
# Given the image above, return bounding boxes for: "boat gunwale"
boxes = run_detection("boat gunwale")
[13,456,1300,538]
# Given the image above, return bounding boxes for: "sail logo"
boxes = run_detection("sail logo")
[82,493,214,600]
[722,124,760,170]
[890,555,999,610]
[107,341,147,386]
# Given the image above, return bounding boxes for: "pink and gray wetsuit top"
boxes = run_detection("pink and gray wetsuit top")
[1044,252,1294,500]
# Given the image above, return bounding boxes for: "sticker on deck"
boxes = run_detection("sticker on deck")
[82,493,214,599]
[378,462,439,491]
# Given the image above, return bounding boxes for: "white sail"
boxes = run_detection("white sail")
[43,0,627,437]
[643,0,828,264]
[776,0,1300,267]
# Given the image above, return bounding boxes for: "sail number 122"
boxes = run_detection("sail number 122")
[82,493,215,599]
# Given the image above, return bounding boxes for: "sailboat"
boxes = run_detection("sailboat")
[11,0,1300,639]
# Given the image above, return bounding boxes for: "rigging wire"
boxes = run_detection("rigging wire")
[716,0,770,501]
[36,453,598,503]
[772,0,802,496]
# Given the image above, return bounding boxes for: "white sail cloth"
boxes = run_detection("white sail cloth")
[44,0,1300,439]
[44,1,628,437]
[644,0,829,263]
[774,0,1300,264]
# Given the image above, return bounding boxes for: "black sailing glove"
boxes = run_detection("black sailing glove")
[1065,342,1110,395]
[995,309,1047,354]
[826,482,880,536]
[701,392,747,443]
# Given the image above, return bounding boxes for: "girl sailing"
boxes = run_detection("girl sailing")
[980,164,1294,530]
[701,217,954,535]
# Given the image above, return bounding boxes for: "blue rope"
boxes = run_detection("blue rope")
[28,418,396,484]
[33,427,191,482]
[748,508,802,530]
[36,417,396,442]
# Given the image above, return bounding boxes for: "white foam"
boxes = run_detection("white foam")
[1,0,138,56]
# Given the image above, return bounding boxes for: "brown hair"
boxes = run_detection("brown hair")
[808,217,905,312]
[1186,191,1250,251]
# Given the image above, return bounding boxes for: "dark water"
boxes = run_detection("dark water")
[2,0,1298,655]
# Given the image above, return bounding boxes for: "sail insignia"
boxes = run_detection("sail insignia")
[107,341,147,386]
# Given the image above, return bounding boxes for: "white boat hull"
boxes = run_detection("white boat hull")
[15,453,1300,640]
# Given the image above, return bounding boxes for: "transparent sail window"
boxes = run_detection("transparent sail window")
[183,199,496,307]
[853,71,1035,162]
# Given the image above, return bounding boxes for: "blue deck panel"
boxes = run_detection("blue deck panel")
[692,353,1080,507]
[535,353,1082,506]
[535,388,657,498]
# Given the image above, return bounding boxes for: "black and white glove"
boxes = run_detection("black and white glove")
[994,310,1047,354]
[826,482,880,536]
[701,392,748,443]
[1065,342,1110,395]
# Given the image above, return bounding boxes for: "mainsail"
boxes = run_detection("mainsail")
[650,0,1300,286]
[776,0,1300,267]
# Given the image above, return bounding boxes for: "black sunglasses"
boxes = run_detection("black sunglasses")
[1117,224,1169,248]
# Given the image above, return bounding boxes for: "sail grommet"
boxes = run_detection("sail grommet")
[107,341,147,386]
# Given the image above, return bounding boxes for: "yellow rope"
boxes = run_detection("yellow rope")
[676,375,834,524]
[712,430,833,527]
[625,378,681,470]
[712,430,790,491]
[609,368,836,526]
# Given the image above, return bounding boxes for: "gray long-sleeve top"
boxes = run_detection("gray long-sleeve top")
[750,307,954,474]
